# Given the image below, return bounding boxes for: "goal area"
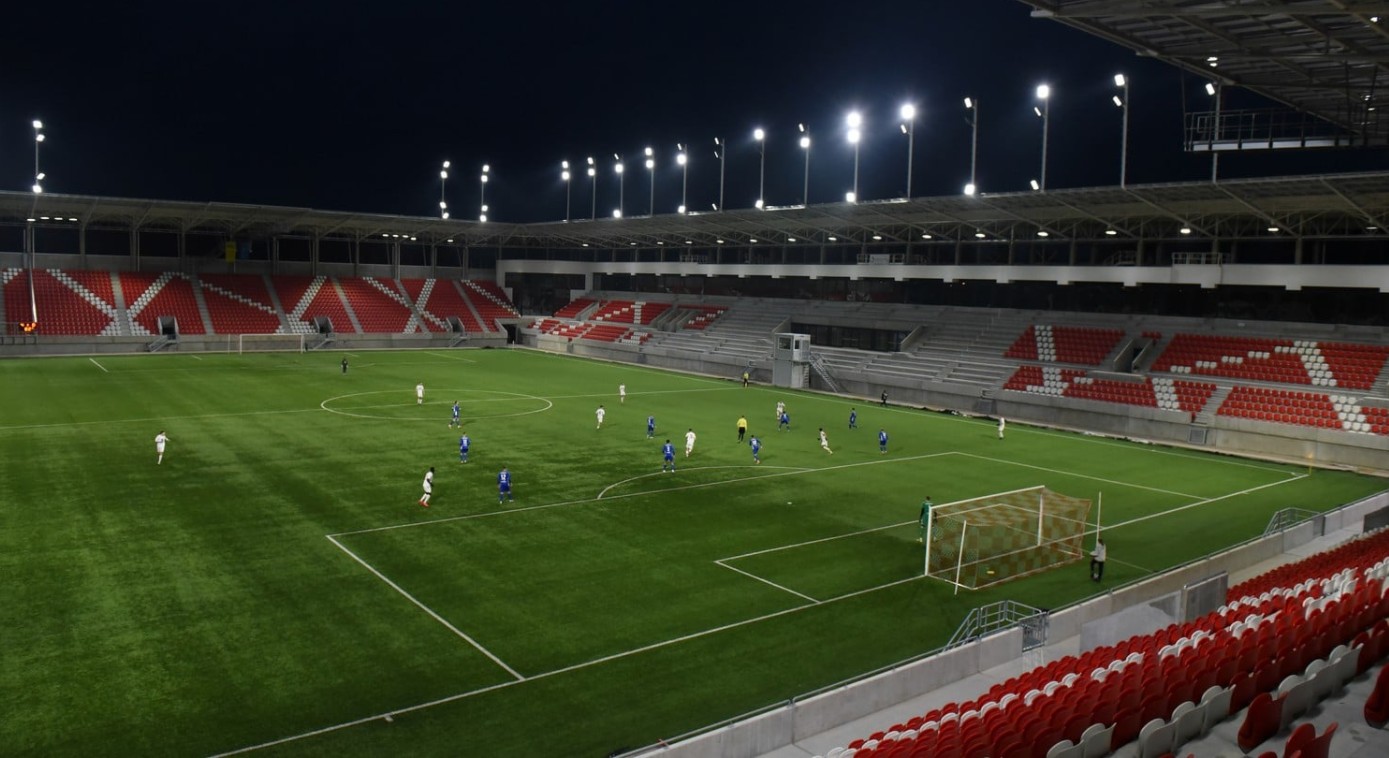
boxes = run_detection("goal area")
[230,333,306,354]
[924,485,1092,593]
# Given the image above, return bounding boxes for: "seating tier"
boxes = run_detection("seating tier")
[337,277,413,333]
[120,272,206,335]
[1154,334,1389,390]
[199,274,282,334]
[1004,325,1124,366]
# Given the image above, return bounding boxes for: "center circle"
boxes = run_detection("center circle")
[320,389,553,421]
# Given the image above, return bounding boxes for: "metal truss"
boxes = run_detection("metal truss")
[4,171,1389,253]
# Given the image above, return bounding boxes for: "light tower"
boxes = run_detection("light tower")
[676,144,688,214]
[899,103,916,198]
[1034,84,1050,191]
[439,160,450,219]
[587,156,597,220]
[798,123,811,206]
[713,137,725,211]
[1113,74,1130,188]
[644,146,655,216]
[479,164,490,221]
[32,120,46,194]
[845,110,862,203]
[561,160,572,222]
[963,97,979,195]
[613,154,624,218]
[753,127,766,209]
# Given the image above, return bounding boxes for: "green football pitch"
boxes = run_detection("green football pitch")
[1,348,1383,756]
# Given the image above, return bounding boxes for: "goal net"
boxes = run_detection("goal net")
[231,333,306,354]
[924,485,1092,593]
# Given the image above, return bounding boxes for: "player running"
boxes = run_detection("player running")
[778,410,790,431]
[849,408,857,429]
[416,382,425,405]
[750,435,762,464]
[419,466,435,508]
[998,417,1006,440]
[449,401,461,428]
[498,466,514,503]
[459,434,470,463]
[596,405,606,429]
[154,430,169,465]
[662,439,676,473]
[775,401,784,422]
[619,384,627,404]
[878,428,889,454]
[647,415,656,439]
[684,428,697,458]
[736,415,748,443]
[818,427,834,455]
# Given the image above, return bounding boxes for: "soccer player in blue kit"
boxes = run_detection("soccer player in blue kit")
[647,415,656,439]
[778,410,790,431]
[849,408,857,429]
[662,439,676,473]
[750,435,762,464]
[459,434,470,463]
[498,466,513,503]
[878,428,889,454]
[449,401,461,428]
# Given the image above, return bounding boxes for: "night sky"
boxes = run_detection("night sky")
[3,1,1385,222]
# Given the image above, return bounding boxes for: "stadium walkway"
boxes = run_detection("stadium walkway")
[761,522,1389,758]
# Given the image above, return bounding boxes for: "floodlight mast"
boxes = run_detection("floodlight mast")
[561,160,571,222]
[644,146,655,216]
[713,137,725,211]
[846,110,862,202]
[439,160,450,219]
[32,120,45,194]
[1035,84,1050,192]
[1207,81,1222,183]
[900,103,916,198]
[1114,74,1130,188]
[480,164,490,221]
[676,145,688,213]
[753,127,766,209]
[798,123,811,206]
[964,97,979,195]
[614,154,625,218]
[587,156,597,220]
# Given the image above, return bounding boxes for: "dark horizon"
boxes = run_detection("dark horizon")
[3,1,1386,223]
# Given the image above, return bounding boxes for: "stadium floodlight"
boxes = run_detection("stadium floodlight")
[964,182,976,196]
[1205,82,1217,96]
[480,164,490,219]
[798,124,811,206]
[846,110,862,201]
[1206,82,1222,181]
[753,127,766,210]
[33,119,45,194]
[614,157,625,218]
[1114,74,1130,188]
[899,102,917,198]
[676,144,688,214]
[964,97,979,196]
[713,137,725,211]
[587,157,597,220]
[439,159,450,219]
[1030,179,1041,191]
[845,191,856,203]
[561,160,572,222]
[1035,84,1051,191]
[644,146,655,216]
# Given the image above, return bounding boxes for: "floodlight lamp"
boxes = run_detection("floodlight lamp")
[753,127,765,141]
[561,160,569,169]
[964,183,977,196]
[788,237,796,242]
[587,156,594,165]
[847,128,861,144]
[442,211,450,219]
[755,199,764,209]
[615,163,624,174]
[964,97,974,109]
[749,238,757,243]
[921,233,932,239]
[713,137,721,145]
[614,153,621,160]
[1112,95,1124,107]
[900,103,916,120]
[1105,229,1118,236]
[613,209,622,218]
[33,119,44,129]
[480,174,489,183]
[561,170,571,181]
[846,111,862,128]
[1267,226,1280,233]
[799,136,810,148]
[32,184,42,194]
[482,164,490,173]
[440,170,449,179]
[35,134,45,143]
[644,146,653,156]
[678,204,686,214]
[798,123,806,132]
[440,201,448,209]
[828,236,837,241]
[1034,106,1043,117]
[409,236,417,241]
[900,124,908,134]
[716,239,724,244]
[443,160,451,169]
[676,152,687,165]
[872,234,882,241]
[845,191,857,203]
[645,159,654,169]
[36,172,45,181]
[1031,179,1041,190]
[479,214,487,222]
[1205,82,1217,96]
[1180,227,1192,235]
[481,204,489,212]
[1114,74,1126,88]
[974,231,986,239]
[1037,231,1049,237]
[711,203,718,210]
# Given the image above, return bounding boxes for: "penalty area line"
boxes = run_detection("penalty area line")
[324,535,524,681]
[714,560,820,603]
[89,357,109,373]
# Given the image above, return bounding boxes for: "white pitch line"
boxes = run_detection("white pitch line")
[952,452,1209,499]
[210,572,923,757]
[597,465,808,499]
[325,535,524,681]
[89,357,109,373]
[1104,473,1308,533]
[190,355,203,361]
[334,452,955,538]
[425,351,478,364]
[720,520,918,562]
[714,560,820,603]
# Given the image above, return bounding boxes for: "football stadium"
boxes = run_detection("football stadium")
[4,3,1389,758]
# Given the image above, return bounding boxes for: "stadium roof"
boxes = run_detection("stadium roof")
[5,171,1389,250]
[1018,0,1389,144]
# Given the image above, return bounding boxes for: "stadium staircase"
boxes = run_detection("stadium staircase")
[121,272,208,336]
[1195,386,1233,425]
[328,278,365,333]
[50,270,123,335]
[189,276,215,334]
[460,280,519,331]
[198,274,285,335]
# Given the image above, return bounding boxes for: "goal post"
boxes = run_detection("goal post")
[231,333,306,354]
[924,485,1092,593]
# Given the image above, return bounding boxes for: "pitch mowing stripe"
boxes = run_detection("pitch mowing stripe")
[209,573,924,757]
[714,560,821,603]
[325,535,524,681]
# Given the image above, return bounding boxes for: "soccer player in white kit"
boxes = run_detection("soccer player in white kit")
[619,384,626,404]
[419,466,434,508]
[818,427,833,455]
[154,431,169,465]
[998,417,1006,440]
[596,404,606,429]
[416,383,425,405]
[684,428,696,457]
[775,400,784,422]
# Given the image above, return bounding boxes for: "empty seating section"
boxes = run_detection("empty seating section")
[408,279,484,333]
[817,527,1389,758]
[9,269,118,335]
[460,280,518,331]
[554,298,595,319]
[1004,324,1124,365]
[275,276,354,334]
[337,277,413,333]
[120,272,206,335]
[199,274,282,334]
[1218,387,1389,436]
[590,300,637,323]
[583,324,630,342]
[682,305,726,329]
[1004,366,1217,415]
[1154,334,1389,390]
[528,318,565,334]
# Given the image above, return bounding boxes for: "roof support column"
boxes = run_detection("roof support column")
[1294,236,1304,264]
[1068,239,1077,266]
[177,229,186,271]
[954,239,962,265]
[391,236,400,280]
[429,243,437,277]
[272,237,280,273]
[1136,238,1145,267]
[78,222,87,269]
[310,234,320,277]
[131,227,141,272]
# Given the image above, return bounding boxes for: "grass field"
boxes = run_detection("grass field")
[2,347,1384,757]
